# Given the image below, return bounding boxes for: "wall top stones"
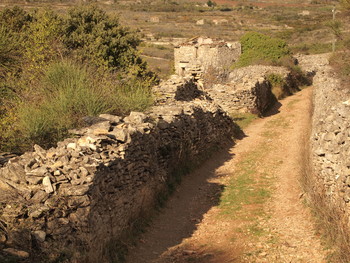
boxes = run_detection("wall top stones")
[175,36,239,48]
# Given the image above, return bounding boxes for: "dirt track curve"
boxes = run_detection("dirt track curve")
[126,86,328,263]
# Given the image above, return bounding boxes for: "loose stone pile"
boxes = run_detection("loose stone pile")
[0,153,18,168]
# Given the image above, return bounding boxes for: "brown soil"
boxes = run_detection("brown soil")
[125,87,328,263]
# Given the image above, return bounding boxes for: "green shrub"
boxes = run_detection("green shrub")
[266,73,284,87]
[25,9,64,74]
[0,5,156,150]
[0,6,32,32]
[0,26,22,79]
[207,0,217,7]
[235,32,291,68]
[64,5,145,73]
[266,73,286,99]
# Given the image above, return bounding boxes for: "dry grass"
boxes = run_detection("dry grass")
[329,50,350,90]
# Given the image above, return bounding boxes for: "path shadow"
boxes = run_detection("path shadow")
[125,141,237,263]
[263,101,282,117]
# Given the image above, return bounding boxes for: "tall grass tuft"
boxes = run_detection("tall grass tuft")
[19,62,109,146]
[18,61,154,148]
[115,77,153,115]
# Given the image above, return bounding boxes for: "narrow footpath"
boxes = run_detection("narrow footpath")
[126,86,328,263]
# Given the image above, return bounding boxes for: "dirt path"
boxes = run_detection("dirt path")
[126,87,328,263]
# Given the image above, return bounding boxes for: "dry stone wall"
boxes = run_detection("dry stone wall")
[205,65,304,115]
[0,79,237,262]
[304,54,350,232]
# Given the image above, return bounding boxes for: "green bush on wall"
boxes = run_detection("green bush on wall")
[235,32,291,68]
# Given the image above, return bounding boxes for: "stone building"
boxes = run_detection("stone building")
[174,37,241,77]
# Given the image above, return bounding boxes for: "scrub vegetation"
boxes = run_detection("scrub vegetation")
[0,5,156,152]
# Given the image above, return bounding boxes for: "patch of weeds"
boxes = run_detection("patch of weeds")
[247,222,265,237]
[261,130,279,138]
[230,112,258,130]
[266,73,286,99]
[264,116,289,129]
[287,98,300,108]
[291,42,332,55]
[219,148,271,218]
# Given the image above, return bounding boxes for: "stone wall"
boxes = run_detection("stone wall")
[305,54,350,243]
[0,79,237,262]
[205,65,304,115]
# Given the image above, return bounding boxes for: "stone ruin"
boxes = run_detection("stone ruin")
[174,37,241,78]
[174,37,309,115]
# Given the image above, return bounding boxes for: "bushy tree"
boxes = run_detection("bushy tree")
[64,5,145,72]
